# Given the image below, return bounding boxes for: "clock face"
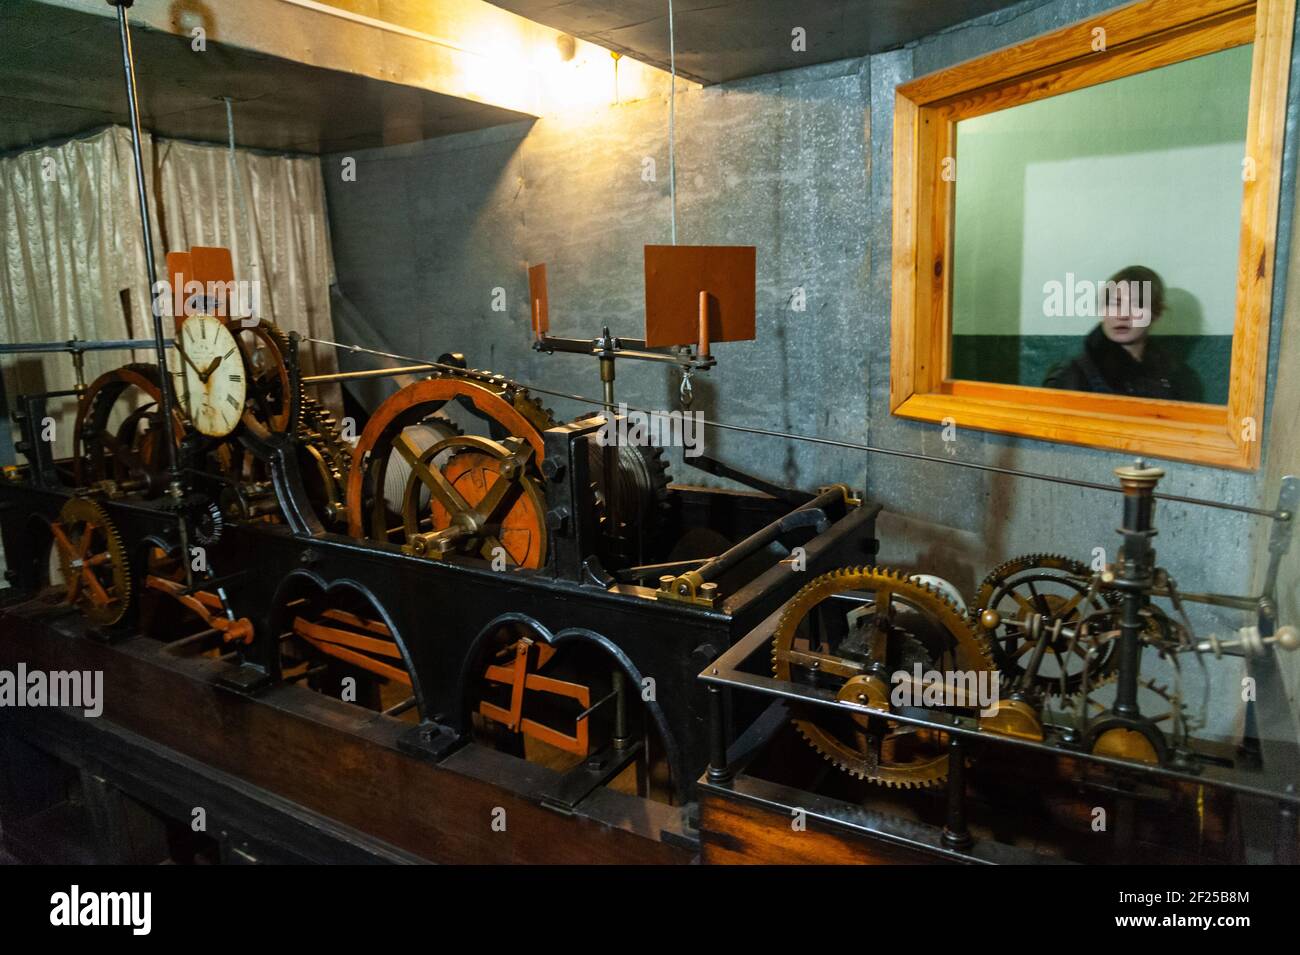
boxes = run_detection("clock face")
[177,315,247,438]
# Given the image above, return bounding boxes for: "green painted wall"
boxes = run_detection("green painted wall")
[951,43,1253,387]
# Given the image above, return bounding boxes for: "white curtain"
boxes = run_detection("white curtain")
[0,125,338,462]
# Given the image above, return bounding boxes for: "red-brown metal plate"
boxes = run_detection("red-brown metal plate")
[643,245,756,347]
[166,246,238,331]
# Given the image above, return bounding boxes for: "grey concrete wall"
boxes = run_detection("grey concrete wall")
[323,0,1300,739]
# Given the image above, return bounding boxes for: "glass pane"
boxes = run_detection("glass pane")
[949,44,1253,405]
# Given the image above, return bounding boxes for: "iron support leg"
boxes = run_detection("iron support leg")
[706,685,732,785]
[942,734,973,850]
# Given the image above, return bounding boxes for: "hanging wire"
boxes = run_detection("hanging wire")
[300,335,1281,519]
[667,0,678,245]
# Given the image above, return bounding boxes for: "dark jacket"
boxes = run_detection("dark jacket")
[1043,325,1203,402]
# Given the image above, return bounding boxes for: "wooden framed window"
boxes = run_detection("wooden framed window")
[890,0,1295,469]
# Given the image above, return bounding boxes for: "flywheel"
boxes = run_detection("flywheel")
[49,498,132,627]
[400,434,548,568]
[772,566,995,788]
[970,554,1118,696]
[346,370,556,549]
[73,363,180,495]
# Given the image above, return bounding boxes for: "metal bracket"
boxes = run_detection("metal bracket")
[655,569,718,608]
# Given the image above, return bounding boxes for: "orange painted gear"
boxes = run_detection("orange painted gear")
[346,374,552,542]
[418,442,548,569]
[73,364,183,491]
[51,498,131,627]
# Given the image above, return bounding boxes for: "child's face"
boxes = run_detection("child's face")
[1100,281,1154,345]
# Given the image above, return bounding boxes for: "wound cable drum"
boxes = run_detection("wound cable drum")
[381,419,460,515]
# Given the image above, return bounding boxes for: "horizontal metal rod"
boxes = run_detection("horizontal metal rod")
[302,364,438,384]
[696,487,840,584]
[0,338,174,355]
[301,336,1283,520]
[382,696,419,718]
[533,334,713,369]
[160,627,221,654]
[618,556,713,579]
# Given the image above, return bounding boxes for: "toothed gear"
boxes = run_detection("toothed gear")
[587,442,673,538]
[420,368,675,531]
[347,365,671,558]
[298,393,351,478]
[1081,674,1199,746]
[52,498,132,627]
[772,566,995,789]
[235,320,299,438]
[971,553,1119,697]
[73,363,177,493]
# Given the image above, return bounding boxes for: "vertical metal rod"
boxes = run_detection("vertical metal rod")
[112,1,180,485]
[706,685,732,784]
[941,734,973,849]
[1113,463,1161,718]
[666,0,677,244]
[612,668,629,751]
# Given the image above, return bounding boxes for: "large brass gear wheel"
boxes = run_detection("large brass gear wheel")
[971,554,1119,697]
[50,498,131,627]
[772,566,995,788]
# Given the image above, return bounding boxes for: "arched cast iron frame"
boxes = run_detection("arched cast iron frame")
[268,568,428,719]
[454,612,685,802]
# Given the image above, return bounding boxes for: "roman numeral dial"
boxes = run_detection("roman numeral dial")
[176,314,247,438]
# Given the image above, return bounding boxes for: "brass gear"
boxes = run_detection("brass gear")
[51,498,132,627]
[1080,675,1198,754]
[772,566,995,788]
[971,553,1119,697]
[296,392,353,525]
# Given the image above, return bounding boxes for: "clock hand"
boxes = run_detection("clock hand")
[198,346,240,383]
[180,349,208,381]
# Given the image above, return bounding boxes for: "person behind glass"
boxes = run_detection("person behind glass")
[1043,265,1202,402]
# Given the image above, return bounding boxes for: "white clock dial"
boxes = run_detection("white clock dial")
[177,315,248,438]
